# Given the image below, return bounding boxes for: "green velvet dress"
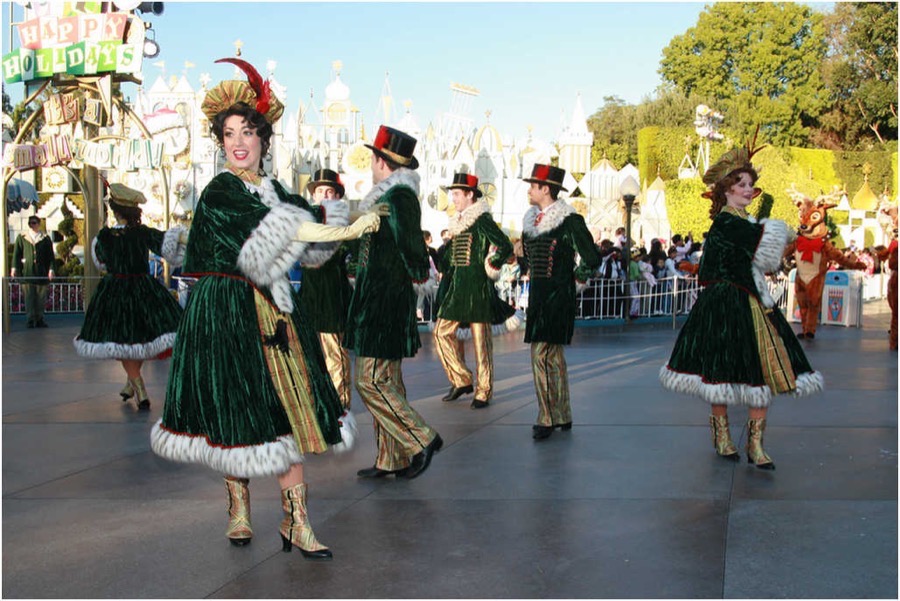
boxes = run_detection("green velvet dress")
[521,201,601,345]
[74,225,183,360]
[150,172,348,478]
[660,209,824,407]
[436,205,516,326]
[343,169,430,360]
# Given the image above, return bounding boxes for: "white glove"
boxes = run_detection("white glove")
[294,213,380,242]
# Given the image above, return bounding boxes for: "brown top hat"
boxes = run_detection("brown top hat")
[307,168,345,198]
[365,125,419,170]
[523,163,568,192]
[444,172,483,198]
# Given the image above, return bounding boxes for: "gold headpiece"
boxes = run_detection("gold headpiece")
[702,126,765,194]
[200,58,284,125]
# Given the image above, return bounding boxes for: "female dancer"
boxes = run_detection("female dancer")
[660,135,823,469]
[151,59,381,560]
[74,183,184,410]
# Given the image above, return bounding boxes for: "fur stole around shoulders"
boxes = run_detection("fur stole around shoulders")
[449,200,489,236]
[523,200,576,237]
[357,168,420,212]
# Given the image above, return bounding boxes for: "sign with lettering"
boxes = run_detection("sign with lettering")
[2,12,142,83]
[2,137,163,172]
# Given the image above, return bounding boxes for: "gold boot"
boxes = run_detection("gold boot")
[709,414,739,460]
[279,483,332,561]
[224,476,252,546]
[120,380,134,401]
[746,417,775,470]
[130,376,150,410]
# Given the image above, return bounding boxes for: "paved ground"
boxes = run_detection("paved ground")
[2,302,897,599]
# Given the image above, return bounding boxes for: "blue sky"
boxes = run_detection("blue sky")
[0,2,827,142]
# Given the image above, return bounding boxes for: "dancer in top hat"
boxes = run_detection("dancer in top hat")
[515,164,601,440]
[659,131,823,469]
[343,125,443,480]
[433,172,520,409]
[74,183,185,410]
[298,169,355,411]
[151,58,384,560]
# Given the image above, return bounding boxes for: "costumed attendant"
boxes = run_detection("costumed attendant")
[150,58,382,561]
[433,172,521,409]
[659,133,824,470]
[73,183,185,410]
[298,169,355,410]
[514,164,601,440]
[343,125,443,480]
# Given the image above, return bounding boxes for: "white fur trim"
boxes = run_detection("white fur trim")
[523,200,576,237]
[485,252,502,281]
[151,420,304,478]
[161,225,187,268]
[575,280,589,295]
[659,364,824,407]
[331,410,358,455]
[74,332,175,360]
[319,199,350,227]
[358,168,420,211]
[449,200,488,236]
[90,236,106,272]
[752,219,790,309]
[237,202,316,313]
[433,308,525,341]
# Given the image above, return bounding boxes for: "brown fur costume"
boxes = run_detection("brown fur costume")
[874,205,898,350]
[782,192,865,339]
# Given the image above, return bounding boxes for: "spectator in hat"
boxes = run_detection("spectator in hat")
[433,172,519,410]
[73,183,185,410]
[514,163,601,440]
[297,169,355,412]
[11,215,56,328]
[343,124,443,480]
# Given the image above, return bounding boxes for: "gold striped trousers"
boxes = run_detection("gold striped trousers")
[530,341,571,427]
[433,319,494,402]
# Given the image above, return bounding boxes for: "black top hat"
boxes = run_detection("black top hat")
[307,168,345,198]
[444,172,483,198]
[365,125,419,170]
[522,163,568,192]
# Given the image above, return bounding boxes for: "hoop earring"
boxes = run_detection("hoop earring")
[264,152,272,161]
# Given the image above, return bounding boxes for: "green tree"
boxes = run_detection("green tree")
[586,95,637,168]
[816,2,898,150]
[659,2,827,146]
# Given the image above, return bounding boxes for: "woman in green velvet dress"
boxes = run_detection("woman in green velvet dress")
[74,183,185,410]
[659,142,823,470]
[150,60,381,561]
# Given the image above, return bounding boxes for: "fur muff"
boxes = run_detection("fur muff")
[331,410,358,455]
[161,226,188,267]
[752,219,791,309]
[150,420,304,479]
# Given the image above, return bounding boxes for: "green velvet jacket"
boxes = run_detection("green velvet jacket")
[156,172,346,475]
[298,239,355,333]
[521,201,601,345]
[343,168,429,360]
[12,232,54,282]
[436,202,514,324]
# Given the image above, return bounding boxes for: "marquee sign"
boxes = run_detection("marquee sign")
[2,11,144,83]
[3,136,164,172]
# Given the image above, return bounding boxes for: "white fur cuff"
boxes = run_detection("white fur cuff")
[331,410,358,454]
[319,199,349,227]
[161,226,187,268]
[485,252,502,281]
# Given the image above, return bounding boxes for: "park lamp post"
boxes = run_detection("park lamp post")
[620,175,640,319]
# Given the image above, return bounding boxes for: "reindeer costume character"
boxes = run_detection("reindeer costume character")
[782,189,866,339]
[874,204,898,350]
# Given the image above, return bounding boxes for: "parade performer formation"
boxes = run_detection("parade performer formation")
[515,164,601,440]
[150,58,381,561]
[298,169,356,410]
[659,133,824,470]
[73,183,185,410]
[343,125,443,480]
[783,190,865,340]
[433,172,521,410]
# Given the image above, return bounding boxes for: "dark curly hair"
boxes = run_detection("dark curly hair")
[210,102,273,169]
[708,166,758,220]
[108,199,143,227]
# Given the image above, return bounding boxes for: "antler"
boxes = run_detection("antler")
[215,57,272,116]
[785,184,807,204]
